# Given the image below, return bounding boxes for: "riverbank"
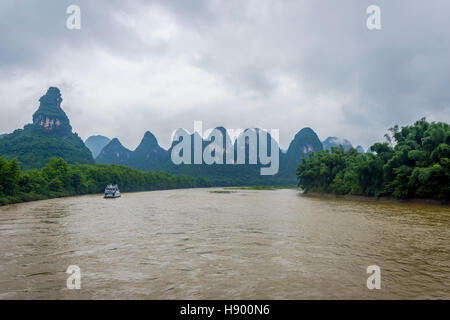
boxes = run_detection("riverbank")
[302,191,449,206]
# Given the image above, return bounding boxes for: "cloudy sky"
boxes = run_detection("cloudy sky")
[0,0,449,150]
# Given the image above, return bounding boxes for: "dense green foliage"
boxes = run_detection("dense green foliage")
[0,125,95,170]
[0,157,211,206]
[297,119,450,201]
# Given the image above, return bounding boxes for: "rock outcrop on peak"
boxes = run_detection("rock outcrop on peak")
[32,87,72,136]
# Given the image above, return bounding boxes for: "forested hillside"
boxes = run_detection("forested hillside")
[0,87,94,169]
[297,119,450,201]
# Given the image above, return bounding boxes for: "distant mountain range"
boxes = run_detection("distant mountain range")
[93,126,324,185]
[1,87,366,184]
[92,127,368,185]
[95,131,168,172]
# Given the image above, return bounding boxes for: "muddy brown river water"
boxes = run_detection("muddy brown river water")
[0,188,449,299]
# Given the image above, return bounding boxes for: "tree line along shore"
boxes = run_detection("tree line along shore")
[0,157,211,206]
[296,119,449,203]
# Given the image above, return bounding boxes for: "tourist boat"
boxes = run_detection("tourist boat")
[104,185,121,198]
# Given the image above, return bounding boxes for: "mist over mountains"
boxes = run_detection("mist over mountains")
[322,137,365,154]
[93,124,365,185]
[0,87,366,185]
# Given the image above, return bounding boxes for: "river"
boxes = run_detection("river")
[0,188,449,299]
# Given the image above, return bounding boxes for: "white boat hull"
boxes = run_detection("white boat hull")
[104,193,121,198]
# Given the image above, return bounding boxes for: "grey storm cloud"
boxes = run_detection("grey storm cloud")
[0,0,449,150]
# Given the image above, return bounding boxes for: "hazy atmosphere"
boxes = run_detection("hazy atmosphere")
[1,1,450,306]
[1,0,449,149]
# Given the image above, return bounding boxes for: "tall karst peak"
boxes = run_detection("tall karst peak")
[109,138,123,146]
[0,87,94,169]
[138,131,159,147]
[96,138,133,165]
[131,131,168,170]
[277,127,323,183]
[32,87,72,135]
[288,127,322,154]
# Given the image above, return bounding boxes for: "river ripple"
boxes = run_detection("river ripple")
[0,188,449,299]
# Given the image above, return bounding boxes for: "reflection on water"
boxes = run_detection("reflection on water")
[0,189,449,299]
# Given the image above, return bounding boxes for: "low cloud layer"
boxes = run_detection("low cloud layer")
[1,0,449,150]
